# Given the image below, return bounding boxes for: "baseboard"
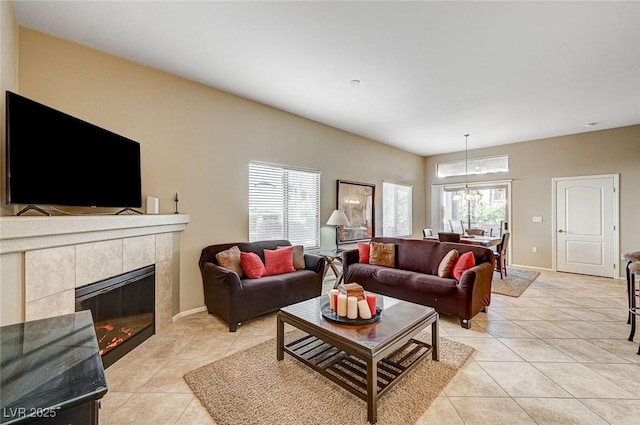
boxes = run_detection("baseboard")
[172,305,207,322]
[510,264,625,279]
[509,264,553,272]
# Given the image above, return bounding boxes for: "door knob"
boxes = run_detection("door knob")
[558,229,564,233]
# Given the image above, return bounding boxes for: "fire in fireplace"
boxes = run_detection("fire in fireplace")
[75,265,155,368]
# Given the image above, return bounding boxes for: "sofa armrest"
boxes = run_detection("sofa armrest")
[201,262,243,293]
[304,253,325,274]
[341,249,360,269]
[458,261,494,294]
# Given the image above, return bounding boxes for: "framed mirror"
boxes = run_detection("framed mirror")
[336,180,375,243]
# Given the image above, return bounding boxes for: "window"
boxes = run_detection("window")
[249,162,321,249]
[437,155,509,178]
[382,181,413,237]
[430,181,511,237]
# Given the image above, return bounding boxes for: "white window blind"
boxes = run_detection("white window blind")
[382,181,413,237]
[249,161,320,249]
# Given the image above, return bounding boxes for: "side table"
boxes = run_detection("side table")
[317,250,344,288]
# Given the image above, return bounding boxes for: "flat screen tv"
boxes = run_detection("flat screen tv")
[5,91,142,214]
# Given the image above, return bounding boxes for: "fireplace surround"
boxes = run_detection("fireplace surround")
[0,215,190,346]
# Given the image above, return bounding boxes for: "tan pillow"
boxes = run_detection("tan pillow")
[215,246,245,277]
[369,242,395,267]
[438,249,459,278]
[278,245,305,270]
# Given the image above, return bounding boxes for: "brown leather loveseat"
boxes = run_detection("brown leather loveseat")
[342,237,495,328]
[199,240,325,331]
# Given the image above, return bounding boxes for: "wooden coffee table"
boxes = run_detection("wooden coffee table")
[277,293,439,424]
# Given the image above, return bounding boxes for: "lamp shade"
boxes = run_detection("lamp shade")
[327,209,350,226]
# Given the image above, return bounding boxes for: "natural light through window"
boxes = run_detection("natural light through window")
[382,181,413,237]
[248,161,320,249]
[430,182,510,237]
[437,155,509,178]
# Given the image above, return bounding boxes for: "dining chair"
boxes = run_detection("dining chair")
[489,221,504,237]
[466,228,485,236]
[447,219,455,233]
[423,228,433,237]
[628,261,640,354]
[623,251,640,325]
[438,232,461,243]
[494,232,510,279]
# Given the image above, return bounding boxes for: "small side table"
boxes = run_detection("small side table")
[318,250,344,288]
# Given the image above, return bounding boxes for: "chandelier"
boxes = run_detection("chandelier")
[452,134,482,202]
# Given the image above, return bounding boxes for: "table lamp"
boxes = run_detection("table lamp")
[327,209,350,254]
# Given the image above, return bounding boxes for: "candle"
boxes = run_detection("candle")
[337,293,348,317]
[347,296,358,319]
[329,289,339,311]
[366,293,377,315]
[358,299,372,319]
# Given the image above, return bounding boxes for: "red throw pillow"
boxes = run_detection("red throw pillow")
[357,242,371,263]
[453,251,476,280]
[264,246,296,276]
[240,252,266,279]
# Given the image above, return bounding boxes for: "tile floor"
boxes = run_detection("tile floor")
[99,270,640,425]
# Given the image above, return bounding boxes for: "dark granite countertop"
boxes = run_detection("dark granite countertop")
[0,311,108,424]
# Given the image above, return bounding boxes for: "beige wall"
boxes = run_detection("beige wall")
[1,0,17,216]
[0,0,21,324]
[8,28,426,313]
[425,125,640,275]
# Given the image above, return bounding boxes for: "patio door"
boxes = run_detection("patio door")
[554,175,618,278]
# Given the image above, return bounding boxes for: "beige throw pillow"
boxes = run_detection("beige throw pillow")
[215,246,245,277]
[437,249,459,278]
[369,242,395,268]
[277,245,305,270]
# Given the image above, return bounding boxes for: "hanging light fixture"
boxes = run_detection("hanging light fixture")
[452,134,482,202]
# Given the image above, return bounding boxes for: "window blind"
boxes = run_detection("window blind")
[249,162,320,249]
[382,181,413,237]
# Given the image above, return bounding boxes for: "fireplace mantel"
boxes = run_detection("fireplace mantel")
[0,214,190,254]
[0,214,190,328]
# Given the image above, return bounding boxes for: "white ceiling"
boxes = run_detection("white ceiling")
[12,1,640,156]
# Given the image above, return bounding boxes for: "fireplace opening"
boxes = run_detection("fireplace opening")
[75,265,155,368]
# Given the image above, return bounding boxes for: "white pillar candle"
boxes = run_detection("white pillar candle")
[347,296,358,319]
[337,293,348,317]
[357,299,372,319]
[329,289,339,311]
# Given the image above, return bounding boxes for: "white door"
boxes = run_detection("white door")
[555,175,617,278]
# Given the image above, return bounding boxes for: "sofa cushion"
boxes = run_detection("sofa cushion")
[437,249,459,278]
[453,251,476,280]
[357,242,371,263]
[369,241,395,267]
[240,252,266,278]
[215,246,245,278]
[264,246,296,276]
[278,245,305,270]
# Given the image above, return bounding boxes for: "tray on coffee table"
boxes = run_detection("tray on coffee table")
[320,302,381,325]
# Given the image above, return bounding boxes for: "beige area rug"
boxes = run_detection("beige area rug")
[491,267,540,297]
[184,329,473,425]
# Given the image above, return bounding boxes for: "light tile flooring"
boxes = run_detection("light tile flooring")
[99,270,640,425]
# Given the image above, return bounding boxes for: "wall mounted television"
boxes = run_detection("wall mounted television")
[5,91,142,215]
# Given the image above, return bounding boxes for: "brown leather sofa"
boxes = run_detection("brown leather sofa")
[199,240,325,331]
[342,237,495,328]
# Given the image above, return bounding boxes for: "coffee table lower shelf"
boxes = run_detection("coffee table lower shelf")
[284,333,433,403]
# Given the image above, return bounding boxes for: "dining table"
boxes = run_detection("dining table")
[423,234,501,248]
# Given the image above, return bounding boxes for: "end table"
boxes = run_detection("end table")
[317,250,344,288]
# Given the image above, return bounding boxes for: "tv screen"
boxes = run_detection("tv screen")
[5,91,142,211]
